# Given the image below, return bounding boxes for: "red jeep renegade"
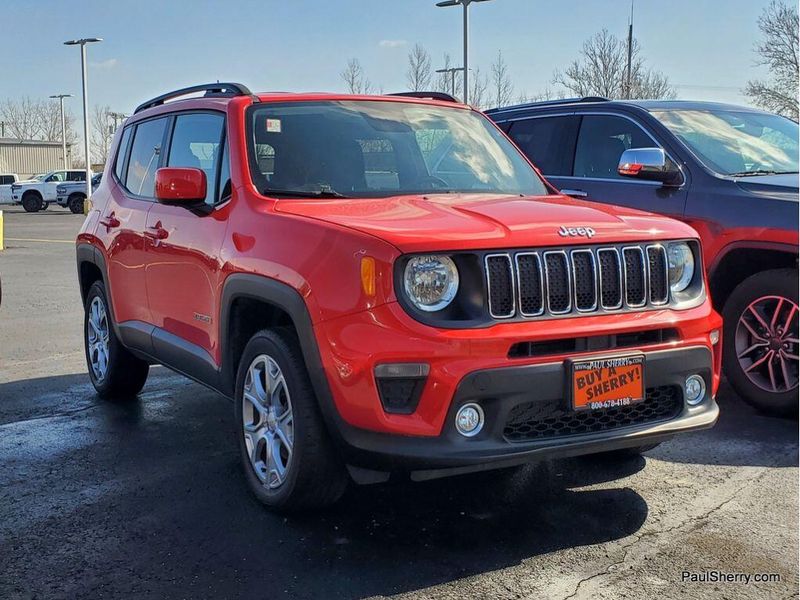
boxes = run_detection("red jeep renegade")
[77,83,722,511]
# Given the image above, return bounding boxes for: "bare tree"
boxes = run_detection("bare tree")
[0,97,43,139]
[406,44,432,91]
[491,50,514,107]
[744,1,799,119]
[469,67,489,109]
[340,58,374,94]
[91,105,115,165]
[0,96,77,143]
[553,29,675,99]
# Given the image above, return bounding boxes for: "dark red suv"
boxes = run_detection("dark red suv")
[77,84,722,510]
[488,99,799,416]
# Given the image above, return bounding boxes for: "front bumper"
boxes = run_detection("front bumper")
[334,345,718,478]
[309,300,721,478]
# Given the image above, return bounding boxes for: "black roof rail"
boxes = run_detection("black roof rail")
[388,91,459,103]
[134,82,254,114]
[484,96,610,114]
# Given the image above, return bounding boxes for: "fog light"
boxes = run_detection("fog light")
[684,374,706,405]
[455,403,484,437]
[710,329,720,345]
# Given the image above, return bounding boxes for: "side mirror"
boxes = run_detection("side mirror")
[618,148,682,186]
[155,167,207,204]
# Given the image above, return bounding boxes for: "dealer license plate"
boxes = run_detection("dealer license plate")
[571,354,645,411]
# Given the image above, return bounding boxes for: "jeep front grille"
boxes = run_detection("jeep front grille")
[484,243,671,320]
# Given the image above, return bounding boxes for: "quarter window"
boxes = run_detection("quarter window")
[114,126,133,182]
[167,113,225,206]
[506,116,580,176]
[573,115,655,179]
[125,117,168,197]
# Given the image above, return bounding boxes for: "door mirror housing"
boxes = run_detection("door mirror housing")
[618,148,682,186]
[155,167,207,204]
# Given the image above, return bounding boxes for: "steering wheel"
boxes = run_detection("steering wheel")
[411,175,449,190]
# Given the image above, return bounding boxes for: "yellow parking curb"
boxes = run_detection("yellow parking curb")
[6,238,74,245]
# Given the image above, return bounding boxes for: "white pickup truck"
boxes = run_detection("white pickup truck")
[11,169,91,212]
[0,173,21,205]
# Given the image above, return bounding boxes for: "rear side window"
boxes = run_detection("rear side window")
[0,175,13,185]
[506,116,580,176]
[166,112,225,206]
[114,126,133,182]
[125,117,168,197]
[573,115,654,179]
[67,171,86,181]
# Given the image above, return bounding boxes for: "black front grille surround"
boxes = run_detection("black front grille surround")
[503,385,683,442]
[484,241,690,322]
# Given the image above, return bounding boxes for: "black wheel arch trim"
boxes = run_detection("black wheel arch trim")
[218,273,353,448]
[708,240,798,277]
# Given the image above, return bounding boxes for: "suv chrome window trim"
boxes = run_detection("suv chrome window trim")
[500,110,687,187]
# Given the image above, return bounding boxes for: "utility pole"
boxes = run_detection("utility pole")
[625,0,634,99]
[64,37,102,202]
[435,0,493,104]
[49,94,73,168]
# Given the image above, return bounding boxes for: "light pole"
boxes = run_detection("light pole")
[64,37,102,203]
[49,94,73,169]
[435,0,493,104]
[435,67,463,98]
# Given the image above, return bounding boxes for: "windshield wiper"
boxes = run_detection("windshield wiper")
[729,170,799,177]
[262,188,350,199]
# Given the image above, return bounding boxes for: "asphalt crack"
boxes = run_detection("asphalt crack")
[560,469,770,600]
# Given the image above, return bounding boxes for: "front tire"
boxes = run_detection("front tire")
[68,193,85,214]
[723,268,798,417]
[235,329,347,512]
[21,193,41,213]
[84,281,149,400]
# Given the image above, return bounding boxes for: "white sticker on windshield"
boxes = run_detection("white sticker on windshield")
[266,118,282,133]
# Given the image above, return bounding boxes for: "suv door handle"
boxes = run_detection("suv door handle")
[560,189,588,198]
[99,213,120,228]
[144,222,169,240]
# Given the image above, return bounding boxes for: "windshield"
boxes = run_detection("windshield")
[247,100,547,198]
[652,109,799,176]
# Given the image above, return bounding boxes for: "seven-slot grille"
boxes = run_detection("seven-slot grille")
[485,243,671,320]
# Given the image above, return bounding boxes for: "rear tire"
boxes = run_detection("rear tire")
[235,328,348,512]
[68,193,85,214]
[84,281,149,400]
[21,193,41,213]
[723,269,798,417]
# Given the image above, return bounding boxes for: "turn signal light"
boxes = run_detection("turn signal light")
[360,256,376,296]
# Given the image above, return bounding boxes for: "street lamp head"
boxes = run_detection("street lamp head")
[435,0,461,6]
[49,94,74,99]
[64,37,103,46]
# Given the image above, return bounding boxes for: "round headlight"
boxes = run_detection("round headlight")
[667,242,695,293]
[403,255,459,312]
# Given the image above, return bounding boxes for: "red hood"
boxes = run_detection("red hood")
[274,193,699,253]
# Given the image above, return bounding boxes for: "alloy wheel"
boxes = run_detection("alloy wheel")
[242,355,294,489]
[735,295,799,393]
[87,296,110,382]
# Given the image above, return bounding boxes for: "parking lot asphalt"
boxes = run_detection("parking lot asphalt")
[0,206,797,600]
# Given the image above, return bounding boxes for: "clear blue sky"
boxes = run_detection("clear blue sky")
[2,0,772,116]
